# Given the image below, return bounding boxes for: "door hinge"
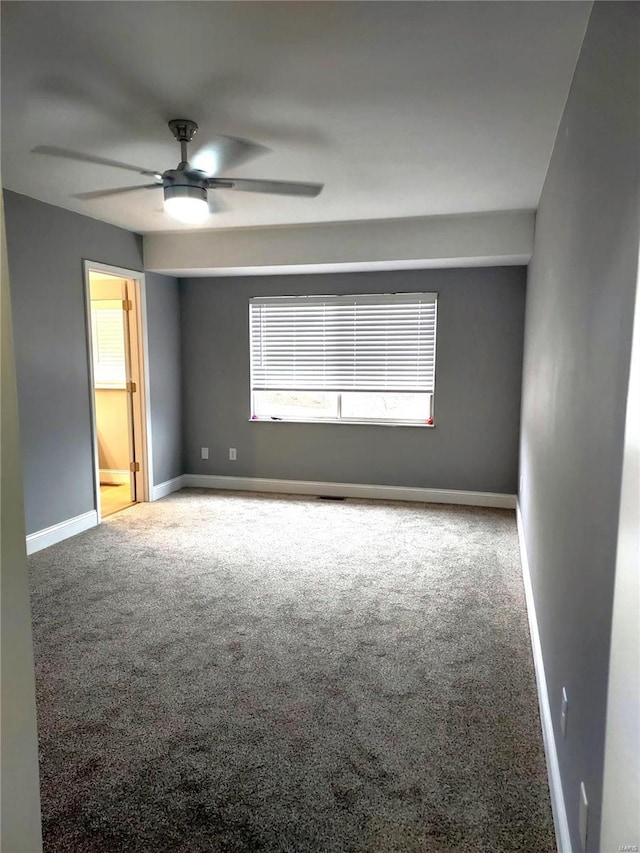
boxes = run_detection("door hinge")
[126,380,137,393]
[130,461,140,473]
[122,299,133,311]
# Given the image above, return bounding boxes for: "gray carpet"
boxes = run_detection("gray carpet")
[29,489,555,852]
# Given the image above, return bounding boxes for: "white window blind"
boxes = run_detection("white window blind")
[250,293,437,393]
[91,304,127,388]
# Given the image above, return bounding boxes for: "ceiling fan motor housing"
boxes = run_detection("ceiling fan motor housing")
[162,168,208,206]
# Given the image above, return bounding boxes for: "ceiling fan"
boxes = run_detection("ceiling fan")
[32,119,323,223]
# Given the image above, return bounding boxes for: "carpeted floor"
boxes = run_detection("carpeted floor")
[29,489,554,853]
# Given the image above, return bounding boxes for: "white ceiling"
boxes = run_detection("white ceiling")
[1,1,591,235]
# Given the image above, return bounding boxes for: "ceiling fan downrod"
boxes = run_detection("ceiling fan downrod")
[168,119,198,168]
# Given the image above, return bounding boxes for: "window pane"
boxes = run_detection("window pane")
[340,392,431,421]
[253,390,339,420]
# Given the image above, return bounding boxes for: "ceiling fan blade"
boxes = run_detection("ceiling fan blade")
[73,184,161,200]
[189,135,269,177]
[32,145,161,178]
[208,193,229,214]
[207,177,323,197]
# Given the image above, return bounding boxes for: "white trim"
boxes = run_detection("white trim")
[516,501,570,853]
[26,510,98,555]
[83,261,143,280]
[136,274,154,505]
[182,474,516,508]
[151,475,186,501]
[84,268,102,523]
[99,469,129,486]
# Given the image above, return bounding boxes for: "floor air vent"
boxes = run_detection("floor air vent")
[317,495,346,501]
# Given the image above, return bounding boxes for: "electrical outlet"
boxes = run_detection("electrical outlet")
[229,447,237,461]
[201,447,209,460]
[578,782,588,851]
[560,687,568,738]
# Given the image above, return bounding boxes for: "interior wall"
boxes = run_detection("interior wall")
[3,190,143,535]
[519,3,640,851]
[145,272,183,486]
[3,193,185,528]
[0,189,43,851]
[90,276,124,300]
[95,390,129,473]
[181,266,526,493]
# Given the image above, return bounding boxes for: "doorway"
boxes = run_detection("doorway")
[85,263,150,520]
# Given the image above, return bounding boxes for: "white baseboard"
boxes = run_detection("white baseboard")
[182,474,516,509]
[26,510,98,555]
[516,501,570,853]
[151,475,186,501]
[99,469,129,486]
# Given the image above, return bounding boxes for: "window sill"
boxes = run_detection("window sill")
[248,418,435,428]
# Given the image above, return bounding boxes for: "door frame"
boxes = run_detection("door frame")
[83,260,153,522]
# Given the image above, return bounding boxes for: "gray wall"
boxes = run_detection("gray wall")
[181,266,525,493]
[145,272,183,485]
[519,3,640,851]
[4,190,143,534]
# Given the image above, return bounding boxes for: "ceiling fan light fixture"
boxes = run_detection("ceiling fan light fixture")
[164,184,209,224]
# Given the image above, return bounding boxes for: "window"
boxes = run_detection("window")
[90,302,127,388]
[249,292,438,425]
